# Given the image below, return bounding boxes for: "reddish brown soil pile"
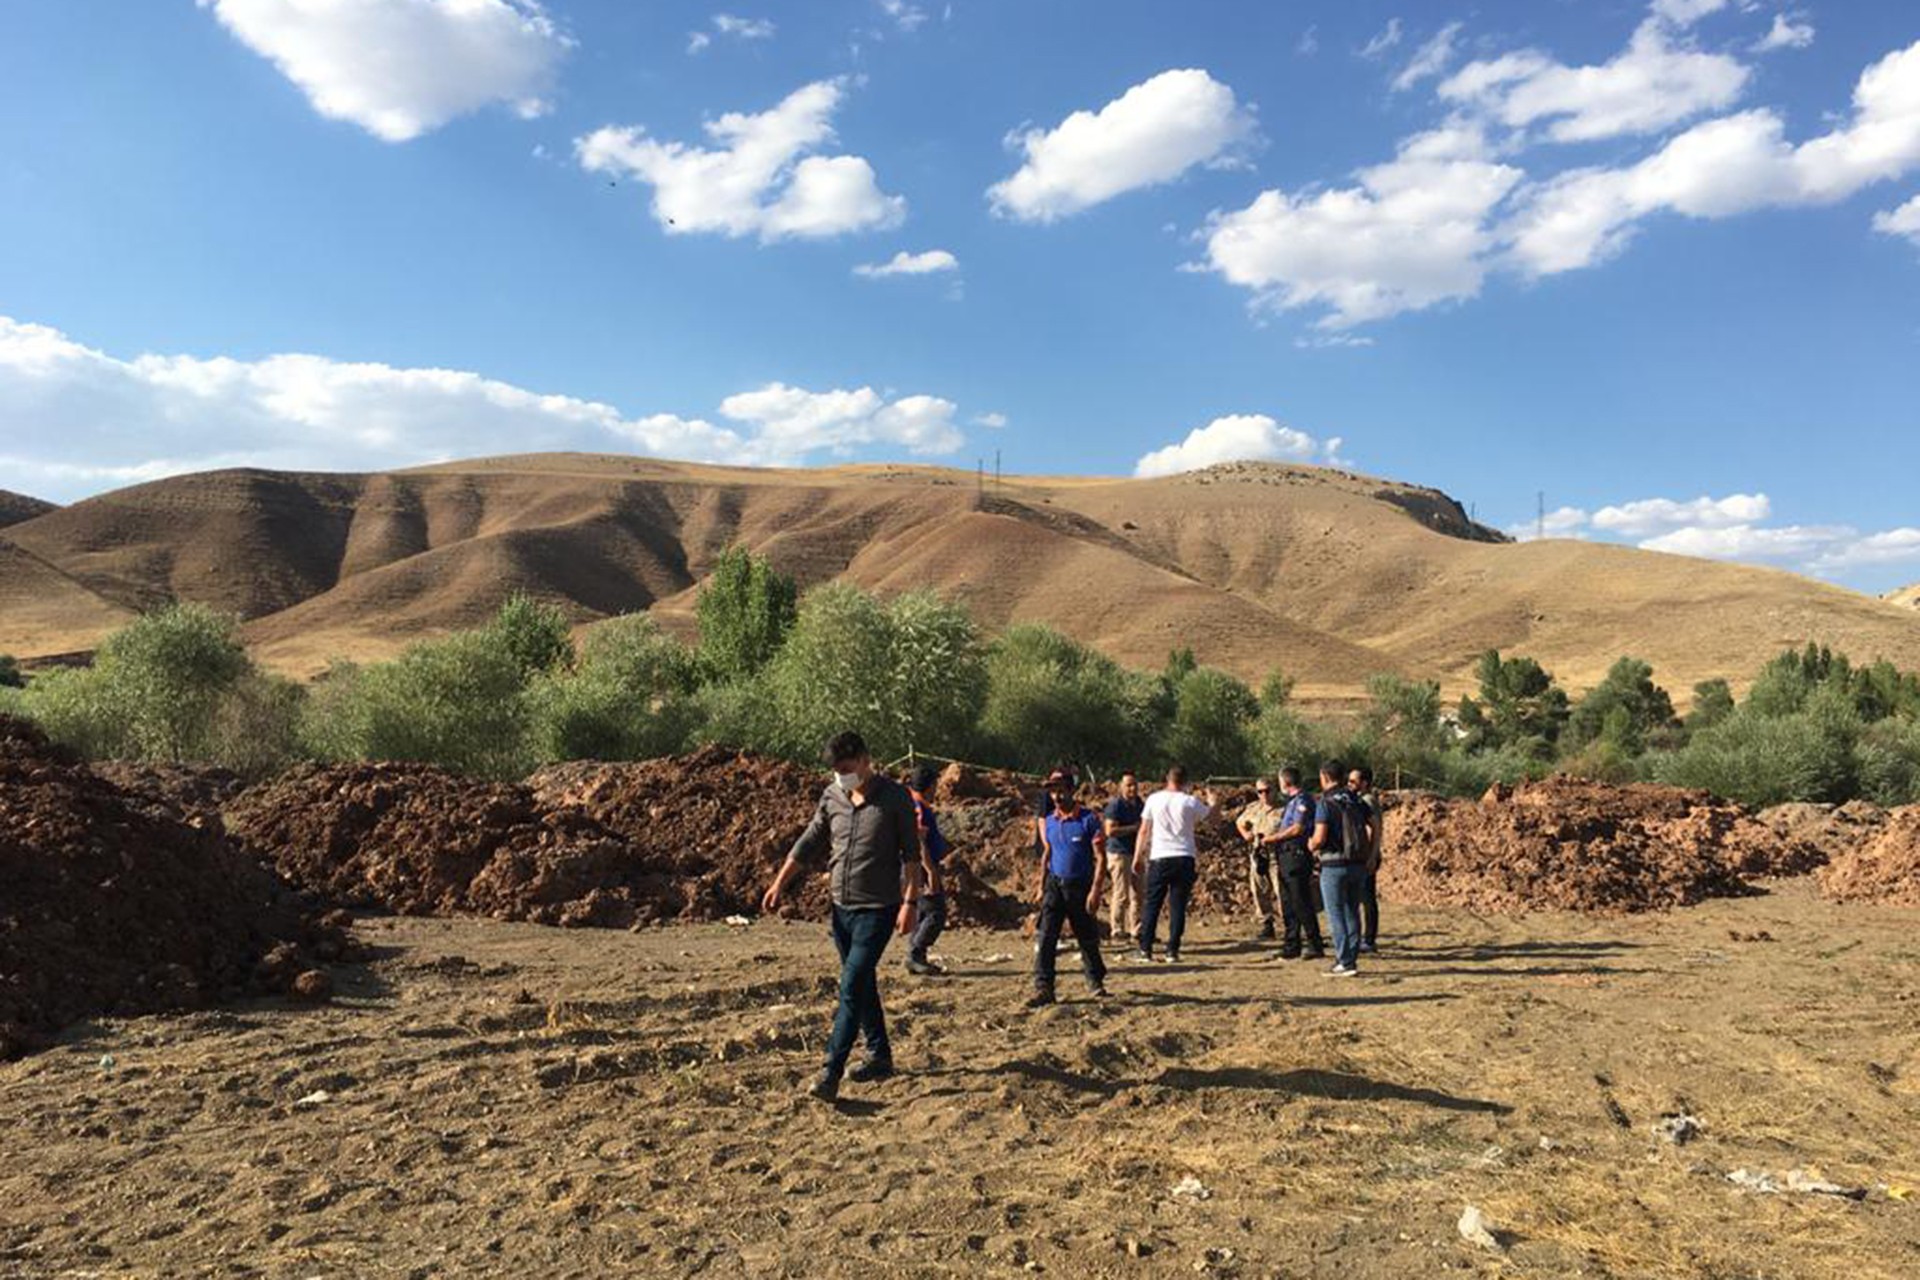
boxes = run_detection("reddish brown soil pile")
[0,716,346,1060]
[528,751,1027,928]
[1817,807,1920,906]
[92,760,246,826]
[1756,801,1886,871]
[1377,778,1814,913]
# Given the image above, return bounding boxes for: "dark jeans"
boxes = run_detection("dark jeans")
[1277,852,1323,956]
[826,903,896,1077]
[1320,864,1363,969]
[1359,868,1379,946]
[1138,857,1196,956]
[910,892,947,961]
[1033,874,1106,992]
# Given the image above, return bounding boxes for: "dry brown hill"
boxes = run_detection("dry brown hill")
[2,454,1915,703]
[0,490,56,530]
[1887,583,1920,611]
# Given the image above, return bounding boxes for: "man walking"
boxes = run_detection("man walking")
[1271,767,1325,961]
[763,731,923,1102]
[1135,765,1218,964]
[1028,769,1109,1007]
[1349,765,1384,954]
[905,764,950,976]
[1234,777,1286,941]
[1102,772,1145,941]
[1309,759,1375,978]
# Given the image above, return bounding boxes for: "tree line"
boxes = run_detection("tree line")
[5,546,1918,809]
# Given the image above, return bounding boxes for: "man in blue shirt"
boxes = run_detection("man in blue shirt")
[904,764,950,977]
[1271,767,1325,961]
[1101,772,1145,941]
[1309,759,1376,977]
[1028,767,1110,1007]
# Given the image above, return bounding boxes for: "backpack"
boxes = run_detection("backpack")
[1331,790,1371,862]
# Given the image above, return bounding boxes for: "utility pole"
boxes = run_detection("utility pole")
[994,448,1001,496]
[977,459,984,509]
[1536,490,1545,541]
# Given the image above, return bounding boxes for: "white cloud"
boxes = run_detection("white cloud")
[1754,14,1815,54]
[1393,22,1465,93]
[718,383,963,455]
[576,79,905,242]
[1203,126,1522,328]
[972,411,1008,429]
[879,0,927,32]
[1507,39,1920,275]
[853,249,959,277]
[713,14,775,40]
[1133,414,1344,478]
[199,0,569,143]
[686,30,712,54]
[1590,492,1771,537]
[0,316,969,501]
[1649,0,1731,27]
[1874,194,1920,245]
[1507,489,1920,578]
[1297,26,1320,57]
[1362,19,1405,60]
[988,69,1259,223]
[1439,18,1749,144]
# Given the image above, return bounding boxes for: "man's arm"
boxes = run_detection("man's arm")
[895,791,924,933]
[1132,802,1153,875]
[764,794,829,911]
[1088,828,1108,907]
[1308,820,1328,854]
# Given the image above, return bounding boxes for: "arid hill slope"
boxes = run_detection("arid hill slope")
[0,489,56,530]
[1,454,1914,702]
[1888,583,1920,611]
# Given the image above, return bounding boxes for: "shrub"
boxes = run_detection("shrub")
[980,624,1164,773]
[0,653,22,689]
[1686,678,1735,732]
[696,547,797,683]
[1165,667,1259,778]
[488,593,575,678]
[1566,657,1676,755]
[1645,705,1857,808]
[1457,649,1569,757]
[527,614,699,762]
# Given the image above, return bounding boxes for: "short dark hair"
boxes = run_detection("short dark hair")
[1279,766,1301,787]
[826,731,869,766]
[1352,764,1374,786]
[1320,759,1346,784]
[1119,770,1136,782]
[910,763,937,792]
[1167,764,1188,787]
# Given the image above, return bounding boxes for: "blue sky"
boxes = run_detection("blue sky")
[2,0,1918,590]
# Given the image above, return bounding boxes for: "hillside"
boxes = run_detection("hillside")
[1,454,1915,703]
[0,489,56,530]
[1888,584,1920,611]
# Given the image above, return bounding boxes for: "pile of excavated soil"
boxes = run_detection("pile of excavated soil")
[0,716,346,1060]
[92,761,247,827]
[528,751,1027,928]
[1378,778,1814,913]
[1756,800,1887,870]
[1817,807,1920,906]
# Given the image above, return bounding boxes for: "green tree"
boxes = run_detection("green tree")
[528,614,699,762]
[487,593,575,678]
[980,624,1162,773]
[1258,670,1296,711]
[1566,657,1676,756]
[1163,646,1199,687]
[1165,667,1259,777]
[1360,674,1449,759]
[98,604,250,760]
[1686,678,1736,732]
[0,654,22,689]
[696,546,798,683]
[1457,650,1569,757]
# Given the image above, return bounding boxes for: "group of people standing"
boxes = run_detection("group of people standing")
[762,730,1384,1103]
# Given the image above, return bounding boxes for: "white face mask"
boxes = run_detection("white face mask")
[834,770,863,792]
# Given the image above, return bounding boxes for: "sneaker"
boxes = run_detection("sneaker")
[1164,951,1181,964]
[1087,983,1111,1000]
[807,1071,841,1102]
[1358,941,1377,954]
[905,956,944,976]
[1024,988,1056,1009]
[1257,921,1276,941]
[849,1057,895,1084]
[1273,950,1301,962]
[1303,948,1326,961]
[1326,964,1357,978]
[1129,949,1156,964]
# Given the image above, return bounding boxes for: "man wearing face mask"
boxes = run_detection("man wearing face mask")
[1028,767,1109,1007]
[763,731,923,1102]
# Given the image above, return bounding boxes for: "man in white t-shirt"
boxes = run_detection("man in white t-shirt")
[1131,764,1219,963]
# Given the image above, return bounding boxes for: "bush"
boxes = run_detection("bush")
[1165,667,1259,778]
[1457,649,1570,757]
[301,631,532,778]
[1566,657,1676,755]
[1644,704,1858,808]
[528,614,699,762]
[1686,678,1735,732]
[696,547,797,683]
[206,671,305,777]
[980,624,1165,773]
[0,653,22,689]
[488,593,575,678]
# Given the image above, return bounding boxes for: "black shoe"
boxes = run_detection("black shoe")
[1088,983,1111,1000]
[1025,988,1056,1009]
[1275,950,1301,962]
[906,955,944,976]
[1165,951,1181,964]
[1258,921,1276,941]
[807,1070,841,1102]
[1304,948,1326,961]
[849,1057,895,1084]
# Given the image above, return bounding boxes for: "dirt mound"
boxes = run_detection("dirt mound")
[0,716,346,1060]
[528,751,1027,928]
[1377,778,1813,913]
[1756,801,1887,870]
[932,762,1001,803]
[1817,808,1920,906]
[92,760,247,826]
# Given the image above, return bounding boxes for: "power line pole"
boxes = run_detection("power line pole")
[994,448,1001,496]
[1536,490,1546,541]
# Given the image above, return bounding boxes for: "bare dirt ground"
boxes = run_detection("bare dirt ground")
[2,882,1916,1280]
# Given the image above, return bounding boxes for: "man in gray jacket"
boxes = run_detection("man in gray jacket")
[763,731,923,1102]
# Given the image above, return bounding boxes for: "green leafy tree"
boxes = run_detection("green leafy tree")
[1258,670,1296,711]
[696,547,798,683]
[1163,646,1199,687]
[528,614,699,762]
[1360,674,1449,760]
[97,604,250,760]
[488,593,575,678]
[1566,657,1677,756]
[302,631,531,778]
[1686,678,1736,732]
[980,624,1162,773]
[1457,650,1569,757]
[0,654,22,689]
[1165,667,1260,778]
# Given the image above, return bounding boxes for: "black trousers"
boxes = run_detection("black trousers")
[1359,868,1379,946]
[1138,857,1197,956]
[1034,873,1106,991]
[1277,851,1323,956]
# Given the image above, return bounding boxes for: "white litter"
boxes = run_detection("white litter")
[294,1090,331,1108]
[1170,1175,1211,1201]
[724,915,752,927]
[1457,1205,1503,1251]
